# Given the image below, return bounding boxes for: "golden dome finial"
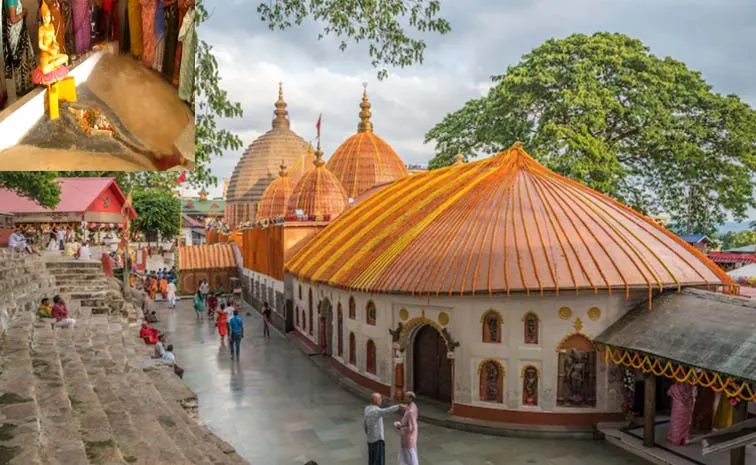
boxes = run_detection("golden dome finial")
[454,153,464,165]
[279,160,289,177]
[313,146,325,168]
[272,81,290,129]
[357,82,373,133]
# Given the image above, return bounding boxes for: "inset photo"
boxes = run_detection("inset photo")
[0,0,194,171]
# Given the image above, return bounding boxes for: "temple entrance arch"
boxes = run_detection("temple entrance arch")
[412,324,452,403]
[319,298,333,356]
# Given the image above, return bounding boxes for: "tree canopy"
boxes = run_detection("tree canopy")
[0,172,61,208]
[425,32,756,235]
[257,0,450,80]
[131,189,182,242]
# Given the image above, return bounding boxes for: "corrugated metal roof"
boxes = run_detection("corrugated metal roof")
[595,288,756,382]
[679,233,709,244]
[286,144,732,296]
[726,244,756,254]
[178,244,238,270]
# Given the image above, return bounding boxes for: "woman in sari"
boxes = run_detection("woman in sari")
[215,302,227,339]
[159,276,168,299]
[71,0,89,53]
[3,0,35,99]
[149,276,158,300]
[193,290,204,320]
[667,382,694,446]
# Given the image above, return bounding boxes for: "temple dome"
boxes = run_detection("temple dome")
[258,162,295,220]
[287,146,348,219]
[287,143,732,296]
[326,86,408,199]
[288,144,316,182]
[225,83,309,225]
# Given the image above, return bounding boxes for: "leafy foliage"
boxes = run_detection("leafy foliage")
[131,189,182,242]
[425,32,756,234]
[0,172,61,208]
[59,172,181,194]
[718,230,756,251]
[257,0,451,79]
[194,0,244,188]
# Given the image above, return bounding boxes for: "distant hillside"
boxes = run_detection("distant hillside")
[717,221,752,234]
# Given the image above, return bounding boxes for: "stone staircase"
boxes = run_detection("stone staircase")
[0,251,249,465]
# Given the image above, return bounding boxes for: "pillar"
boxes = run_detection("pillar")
[643,374,656,448]
[730,401,748,465]
[393,345,404,401]
[448,352,455,414]
[319,317,327,355]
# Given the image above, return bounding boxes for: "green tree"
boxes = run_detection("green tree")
[0,172,61,208]
[60,172,180,194]
[425,32,756,234]
[257,0,451,79]
[131,189,182,242]
[719,230,756,251]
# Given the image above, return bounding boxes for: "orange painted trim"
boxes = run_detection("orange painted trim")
[452,403,624,427]
[331,357,391,397]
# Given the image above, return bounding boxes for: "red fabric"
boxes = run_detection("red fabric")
[140,326,158,344]
[667,383,694,446]
[175,171,187,184]
[101,252,113,277]
[52,303,68,321]
[216,312,227,337]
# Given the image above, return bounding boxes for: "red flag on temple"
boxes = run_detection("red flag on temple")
[175,171,187,184]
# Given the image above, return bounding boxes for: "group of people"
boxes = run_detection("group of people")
[8,227,38,254]
[37,295,76,328]
[139,306,184,378]
[192,285,246,359]
[142,268,177,307]
[363,391,420,465]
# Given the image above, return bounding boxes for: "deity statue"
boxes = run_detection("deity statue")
[38,1,69,75]
[564,349,587,403]
[485,363,499,401]
[523,366,538,405]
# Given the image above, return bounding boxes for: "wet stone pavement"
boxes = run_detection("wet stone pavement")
[153,299,649,465]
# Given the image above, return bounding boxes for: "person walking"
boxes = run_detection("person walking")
[364,392,402,465]
[228,309,243,360]
[216,303,228,340]
[262,301,271,339]
[394,391,419,465]
[193,290,204,320]
[167,280,177,309]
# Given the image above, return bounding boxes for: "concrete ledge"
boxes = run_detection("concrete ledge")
[601,425,700,465]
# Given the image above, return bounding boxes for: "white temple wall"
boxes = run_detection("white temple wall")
[290,275,645,417]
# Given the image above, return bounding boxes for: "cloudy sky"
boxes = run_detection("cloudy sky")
[196,0,756,199]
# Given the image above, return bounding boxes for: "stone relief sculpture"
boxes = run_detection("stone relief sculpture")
[523,366,538,406]
[557,349,596,407]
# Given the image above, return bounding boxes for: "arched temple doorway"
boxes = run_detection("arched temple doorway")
[412,325,452,403]
[319,298,333,356]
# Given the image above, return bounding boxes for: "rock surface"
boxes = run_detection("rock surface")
[0,249,248,464]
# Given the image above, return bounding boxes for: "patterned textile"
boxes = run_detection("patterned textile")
[3,0,34,97]
[667,383,694,446]
[176,6,193,103]
[160,0,176,79]
[139,0,156,67]
[71,0,89,53]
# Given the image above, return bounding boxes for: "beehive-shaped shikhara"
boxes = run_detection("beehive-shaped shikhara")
[287,145,348,219]
[257,161,295,220]
[287,143,733,296]
[326,86,408,199]
[225,83,309,226]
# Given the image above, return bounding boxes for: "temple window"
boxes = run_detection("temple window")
[522,365,539,406]
[295,306,299,327]
[337,303,344,356]
[481,309,502,343]
[366,339,376,374]
[478,359,504,403]
[523,312,539,344]
[298,284,302,300]
[556,334,597,407]
[366,300,377,325]
[349,332,356,365]
[349,296,356,319]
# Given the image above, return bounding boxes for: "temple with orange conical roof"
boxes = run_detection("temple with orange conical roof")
[287,144,349,220]
[326,84,409,199]
[258,161,296,220]
[280,143,733,430]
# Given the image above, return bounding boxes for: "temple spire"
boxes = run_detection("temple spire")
[272,82,290,129]
[357,82,373,133]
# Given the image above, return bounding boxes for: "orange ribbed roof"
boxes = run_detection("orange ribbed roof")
[178,244,238,271]
[258,162,295,219]
[326,87,408,199]
[287,148,348,218]
[286,144,733,296]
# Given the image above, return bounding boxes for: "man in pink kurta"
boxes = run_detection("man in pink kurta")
[393,391,419,465]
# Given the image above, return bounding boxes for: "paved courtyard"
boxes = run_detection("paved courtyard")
[153,299,649,465]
